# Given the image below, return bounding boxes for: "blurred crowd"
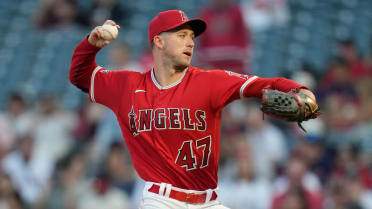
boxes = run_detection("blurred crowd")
[1,0,372,209]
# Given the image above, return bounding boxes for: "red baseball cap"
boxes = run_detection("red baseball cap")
[149,10,207,43]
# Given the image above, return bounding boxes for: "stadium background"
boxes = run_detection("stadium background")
[0,0,372,208]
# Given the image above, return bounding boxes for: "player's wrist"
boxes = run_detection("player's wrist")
[83,35,102,50]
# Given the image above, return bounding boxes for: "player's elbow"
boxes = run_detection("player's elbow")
[69,66,90,93]
[69,66,78,86]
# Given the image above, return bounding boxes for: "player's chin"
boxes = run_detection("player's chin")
[175,64,189,72]
[174,62,190,72]
[175,59,190,69]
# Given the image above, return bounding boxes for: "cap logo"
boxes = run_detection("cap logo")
[179,10,188,22]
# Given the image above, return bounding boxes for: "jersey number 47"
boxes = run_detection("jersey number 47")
[175,136,211,171]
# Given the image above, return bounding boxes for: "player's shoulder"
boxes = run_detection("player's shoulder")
[189,66,222,73]
[188,66,252,81]
[188,66,228,76]
[98,68,148,78]
[188,66,203,74]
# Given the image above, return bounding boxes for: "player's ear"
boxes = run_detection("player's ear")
[153,35,165,49]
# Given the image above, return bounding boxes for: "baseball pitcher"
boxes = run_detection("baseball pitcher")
[69,10,319,209]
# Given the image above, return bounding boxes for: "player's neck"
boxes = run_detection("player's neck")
[153,62,187,87]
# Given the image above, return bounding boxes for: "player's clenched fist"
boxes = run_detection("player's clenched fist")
[88,20,120,48]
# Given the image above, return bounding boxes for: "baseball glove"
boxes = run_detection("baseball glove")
[261,89,320,132]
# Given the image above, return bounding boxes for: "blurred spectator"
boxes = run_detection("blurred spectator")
[218,105,246,179]
[352,77,372,153]
[338,39,368,81]
[289,117,326,146]
[291,140,333,185]
[241,0,290,32]
[323,176,372,209]
[107,41,144,72]
[1,134,54,206]
[36,149,88,209]
[130,177,146,209]
[34,0,83,30]
[317,58,359,143]
[3,93,33,139]
[244,102,288,179]
[363,56,372,78]
[273,186,312,209]
[331,145,372,190]
[290,63,319,91]
[73,102,105,142]
[348,177,372,209]
[76,173,131,209]
[219,136,272,209]
[91,109,122,165]
[363,37,372,76]
[33,95,77,163]
[355,77,372,123]
[139,47,154,72]
[322,93,359,145]
[0,173,24,209]
[272,156,323,209]
[317,57,357,102]
[197,0,251,74]
[103,142,136,197]
[0,116,14,162]
[220,101,246,138]
[0,93,33,159]
[81,0,131,28]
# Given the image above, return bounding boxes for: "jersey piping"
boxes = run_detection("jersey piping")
[151,68,189,90]
[90,66,102,103]
[239,76,258,99]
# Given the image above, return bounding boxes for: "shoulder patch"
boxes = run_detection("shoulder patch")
[225,70,248,79]
[101,69,110,73]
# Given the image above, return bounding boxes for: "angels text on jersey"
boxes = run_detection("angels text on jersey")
[128,105,207,136]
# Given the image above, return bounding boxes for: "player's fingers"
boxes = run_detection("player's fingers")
[104,20,120,29]
[90,27,100,38]
[103,40,110,46]
[96,26,105,39]
[104,20,116,26]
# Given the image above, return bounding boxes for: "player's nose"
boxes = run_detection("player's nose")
[186,38,194,48]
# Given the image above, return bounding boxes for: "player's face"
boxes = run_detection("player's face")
[162,25,195,70]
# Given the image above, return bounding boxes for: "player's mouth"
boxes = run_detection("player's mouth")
[183,51,192,57]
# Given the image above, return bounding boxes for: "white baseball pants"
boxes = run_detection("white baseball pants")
[139,182,230,209]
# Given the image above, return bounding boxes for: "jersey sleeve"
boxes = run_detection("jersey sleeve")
[208,70,307,110]
[69,36,101,92]
[242,77,308,98]
[89,67,134,112]
[208,70,259,110]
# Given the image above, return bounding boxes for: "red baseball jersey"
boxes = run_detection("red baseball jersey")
[69,38,306,191]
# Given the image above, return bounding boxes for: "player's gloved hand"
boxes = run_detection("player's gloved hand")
[88,20,120,48]
[261,88,320,132]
